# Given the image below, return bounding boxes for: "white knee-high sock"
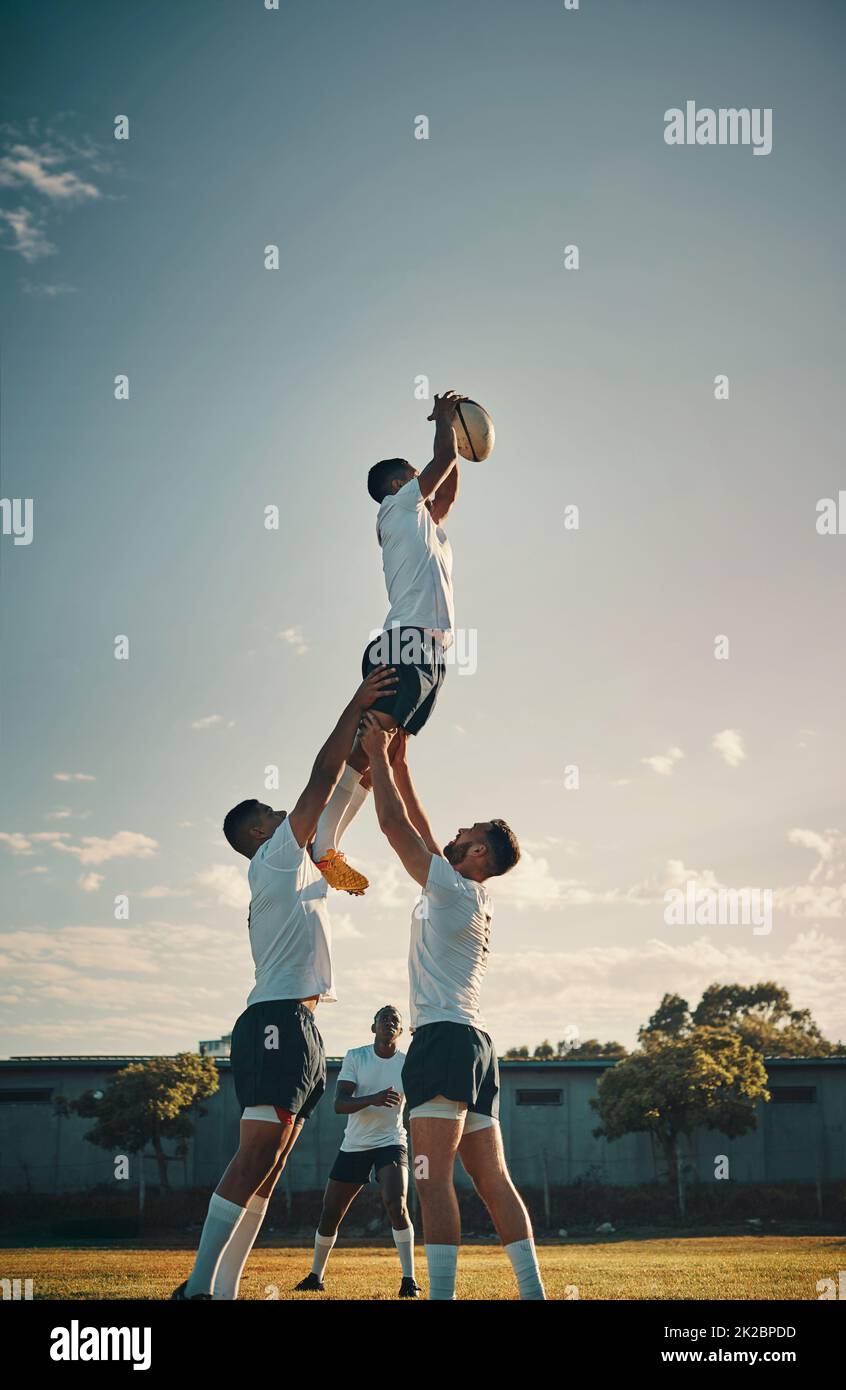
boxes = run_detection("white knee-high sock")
[504,1237,545,1300]
[425,1243,458,1300]
[392,1224,415,1278]
[313,765,364,860]
[335,781,369,846]
[212,1193,268,1300]
[311,1231,337,1280]
[186,1193,247,1297]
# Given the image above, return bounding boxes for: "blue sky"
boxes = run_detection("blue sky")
[1,0,845,1060]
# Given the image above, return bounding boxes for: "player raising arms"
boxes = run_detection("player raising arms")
[296,1004,420,1298]
[359,717,546,1302]
[171,665,396,1301]
[311,390,467,895]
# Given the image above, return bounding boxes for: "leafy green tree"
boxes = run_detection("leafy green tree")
[503,1045,530,1059]
[640,983,845,1057]
[560,1039,628,1059]
[63,1054,219,1188]
[591,1027,769,1217]
[533,1039,555,1060]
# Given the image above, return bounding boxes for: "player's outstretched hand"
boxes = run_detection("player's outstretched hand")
[373,1087,402,1108]
[360,710,393,760]
[427,388,468,423]
[355,666,397,711]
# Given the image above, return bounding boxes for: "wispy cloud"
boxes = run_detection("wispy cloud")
[641,745,684,776]
[278,626,309,656]
[191,714,226,730]
[194,864,249,910]
[79,872,104,893]
[713,728,747,768]
[53,772,96,782]
[0,206,54,261]
[53,830,159,867]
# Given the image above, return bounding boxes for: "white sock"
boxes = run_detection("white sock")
[425,1243,458,1300]
[504,1237,545,1300]
[335,781,369,846]
[311,1230,337,1280]
[186,1193,247,1297]
[313,764,364,860]
[212,1193,268,1300]
[392,1224,415,1278]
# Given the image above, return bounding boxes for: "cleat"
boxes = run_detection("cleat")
[314,848,369,896]
[399,1276,421,1298]
[170,1280,211,1300]
[294,1273,325,1292]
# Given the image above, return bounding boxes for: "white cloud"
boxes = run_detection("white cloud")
[191,714,225,730]
[0,206,55,262]
[713,728,747,768]
[195,864,250,910]
[0,143,101,202]
[333,913,363,941]
[641,745,684,776]
[0,830,71,856]
[53,830,158,867]
[21,279,78,297]
[79,873,104,893]
[139,884,191,900]
[53,772,96,782]
[278,626,309,656]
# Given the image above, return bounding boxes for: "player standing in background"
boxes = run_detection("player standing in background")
[296,1004,419,1298]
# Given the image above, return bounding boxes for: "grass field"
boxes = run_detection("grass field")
[5,1235,842,1300]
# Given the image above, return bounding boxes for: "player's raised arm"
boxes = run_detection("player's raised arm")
[427,457,460,525]
[287,668,397,849]
[387,729,441,855]
[415,390,466,502]
[360,714,434,887]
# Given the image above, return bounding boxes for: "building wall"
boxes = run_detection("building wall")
[0,1058,843,1195]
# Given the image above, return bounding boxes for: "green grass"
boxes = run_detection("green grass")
[4,1235,842,1300]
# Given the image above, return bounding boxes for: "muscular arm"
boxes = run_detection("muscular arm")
[415,390,464,501]
[287,669,396,848]
[428,459,460,525]
[390,742,441,856]
[366,736,433,887]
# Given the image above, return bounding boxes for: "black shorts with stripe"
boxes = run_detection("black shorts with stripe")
[328,1143,408,1186]
[362,627,446,736]
[402,1021,500,1119]
[230,999,326,1121]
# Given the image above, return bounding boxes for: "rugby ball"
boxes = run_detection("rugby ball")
[453,399,495,462]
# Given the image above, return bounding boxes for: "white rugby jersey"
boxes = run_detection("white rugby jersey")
[376,476,454,641]
[245,816,336,1007]
[337,1044,407,1152]
[408,853,491,1029]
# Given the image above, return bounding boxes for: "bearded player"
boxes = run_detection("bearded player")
[359,717,546,1302]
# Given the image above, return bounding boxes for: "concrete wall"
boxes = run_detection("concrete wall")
[0,1057,843,1195]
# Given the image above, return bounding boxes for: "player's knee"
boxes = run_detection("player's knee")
[384,1197,407,1226]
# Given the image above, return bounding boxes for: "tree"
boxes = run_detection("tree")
[533,1039,555,1060]
[641,983,845,1057]
[560,1039,628,1059]
[63,1054,219,1188]
[591,1027,769,1217]
[503,1045,530,1059]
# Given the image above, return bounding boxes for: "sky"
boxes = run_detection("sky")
[1,0,844,1062]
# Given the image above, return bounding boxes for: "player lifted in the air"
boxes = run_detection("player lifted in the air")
[170,665,396,1301]
[311,389,467,898]
[295,1004,420,1298]
[359,717,546,1302]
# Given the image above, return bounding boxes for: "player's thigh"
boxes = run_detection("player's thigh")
[322,1177,363,1223]
[376,1156,408,1204]
[457,1120,509,1185]
[237,1116,292,1166]
[410,1115,464,1181]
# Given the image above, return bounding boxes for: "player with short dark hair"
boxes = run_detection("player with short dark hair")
[359,717,545,1302]
[170,665,396,1301]
[311,391,468,886]
[295,1004,420,1298]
